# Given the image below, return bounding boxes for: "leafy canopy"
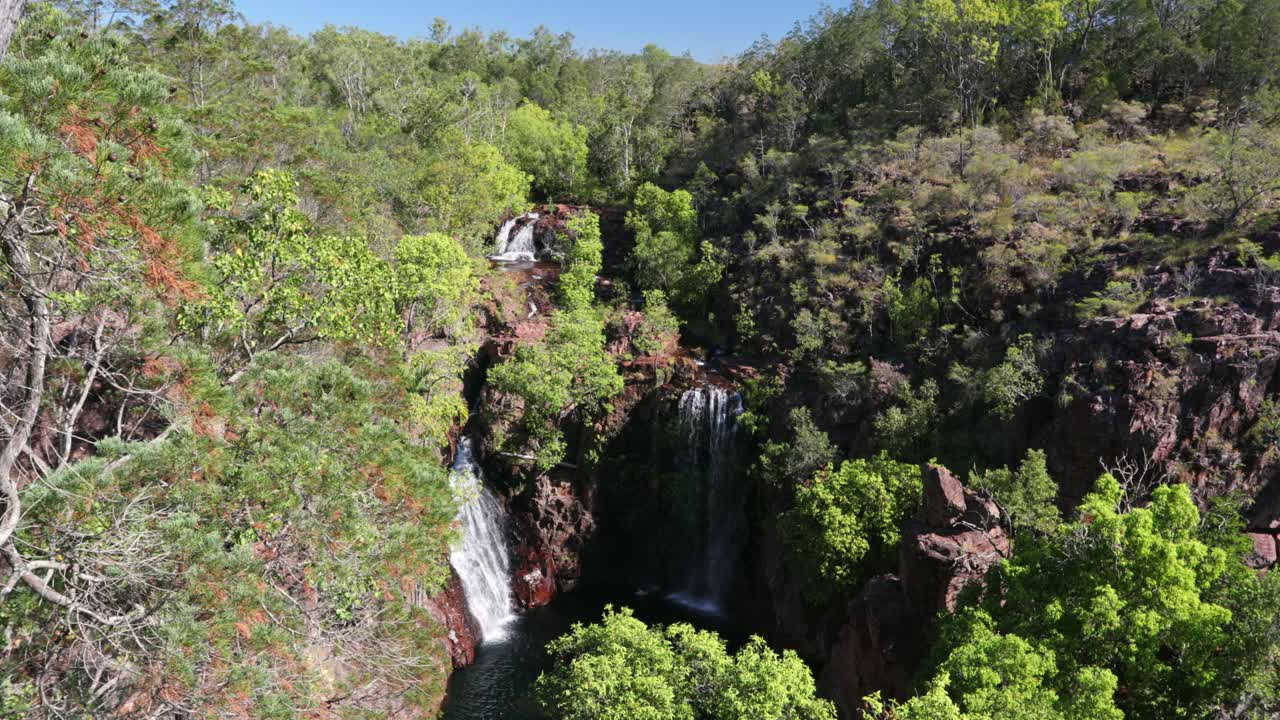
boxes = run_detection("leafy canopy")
[888,474,1280,720]
[535,606,836,720]
[559,209,604,310]
[781,452,923,601]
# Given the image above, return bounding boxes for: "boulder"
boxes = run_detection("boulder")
[922,463,967,526]
[904,462,1010,616]
[1245,533,1278,570]
[513,544,558,608]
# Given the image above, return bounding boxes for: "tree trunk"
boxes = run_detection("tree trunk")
[0,0,25,63]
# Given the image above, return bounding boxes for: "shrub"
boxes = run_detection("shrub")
[488,309,623,469]
[633,289,680,356]
[969,448,1060,536]
[781,452,922,601]
[559,210,604,310]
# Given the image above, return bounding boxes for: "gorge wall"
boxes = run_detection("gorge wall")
[437,223,1280,718]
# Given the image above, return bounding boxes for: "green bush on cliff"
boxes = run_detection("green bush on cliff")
[781,452,922,602]
[627,182,726,311]
[535,607,835,720]
[2,353,459,715]
[633,289,681,356]
[488,308,624,469]
[560,210,604,310]
[969,448,1060,536]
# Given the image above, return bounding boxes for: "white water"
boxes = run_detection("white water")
[490,213,540,262]
[449,438,517,641]
[673,386,744,611]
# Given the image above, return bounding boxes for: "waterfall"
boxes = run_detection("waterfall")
[672,385,744,613]
[490,213,540,262]
[449,438,517,642]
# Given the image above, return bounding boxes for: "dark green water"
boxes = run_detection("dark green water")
[439,584,744,720]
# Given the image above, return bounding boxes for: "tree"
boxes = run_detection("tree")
[535,607,835,720]
[756,406,836,490]
[1,2,199,623]
[487,308,623,469]
[626,182,724,311]
[394,231,478,337]
[559,210,603,310]
[901,474,1280,720]
[501,102,589,200]
[631,289,680,356]
[969,448,1060,536]
[187,169,400,365]
[418,136,530,252]
[781,452,922,600]
[0,0,24,62]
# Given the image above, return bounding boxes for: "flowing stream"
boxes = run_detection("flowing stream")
[450,438,517,641]
[671,385,745,613]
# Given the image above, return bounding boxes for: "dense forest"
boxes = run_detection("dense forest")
[1,0,1279,718]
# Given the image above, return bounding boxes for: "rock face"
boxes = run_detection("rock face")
[513,542,558,609]
[818,576,922,717]
[901,464,1009,615]
[1246,532,1279,571]
[508,471,595,608]
[1043,259,1280,533]
[417,569,480,668]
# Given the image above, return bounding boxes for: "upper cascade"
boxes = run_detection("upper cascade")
[490,213,541,262]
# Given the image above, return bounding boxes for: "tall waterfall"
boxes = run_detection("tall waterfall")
[674,385,744,612]
[490,213,539,262]
[449,438,516,641]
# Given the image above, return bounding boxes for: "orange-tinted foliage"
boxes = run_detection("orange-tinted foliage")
[60,119,99,160]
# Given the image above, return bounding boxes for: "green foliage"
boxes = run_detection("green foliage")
[404,344,473,449]
[419,137,531,252]
[969,448,1060,536]
[980,334,1045,419]
[884,274,939,349]
[488,308,623,469]
[1181,125,1280,227]
[627,182,725,310]
[873,609,1123,720]
[502,102,590,199]
[535,607,835,720]
[560,210,604,310]
[1248,396,1280,452]
[2,352,458,715]
[1076,281,1150,320]
[873,379,942,461]
[906,474,1280,720]
[0,1,200,301]
[394,232,479,336]
[633,289,681,356]
[756,407,836,489]
[190,170,400,355]
[781,452,922,601]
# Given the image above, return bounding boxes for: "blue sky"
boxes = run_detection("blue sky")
[233,0,834,63]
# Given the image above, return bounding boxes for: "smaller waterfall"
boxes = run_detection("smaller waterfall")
[490,213,540,262]
[673,385,744,612]
[449,438,517,641]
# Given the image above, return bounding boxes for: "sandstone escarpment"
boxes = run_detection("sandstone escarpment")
[1044,257,1280,533]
